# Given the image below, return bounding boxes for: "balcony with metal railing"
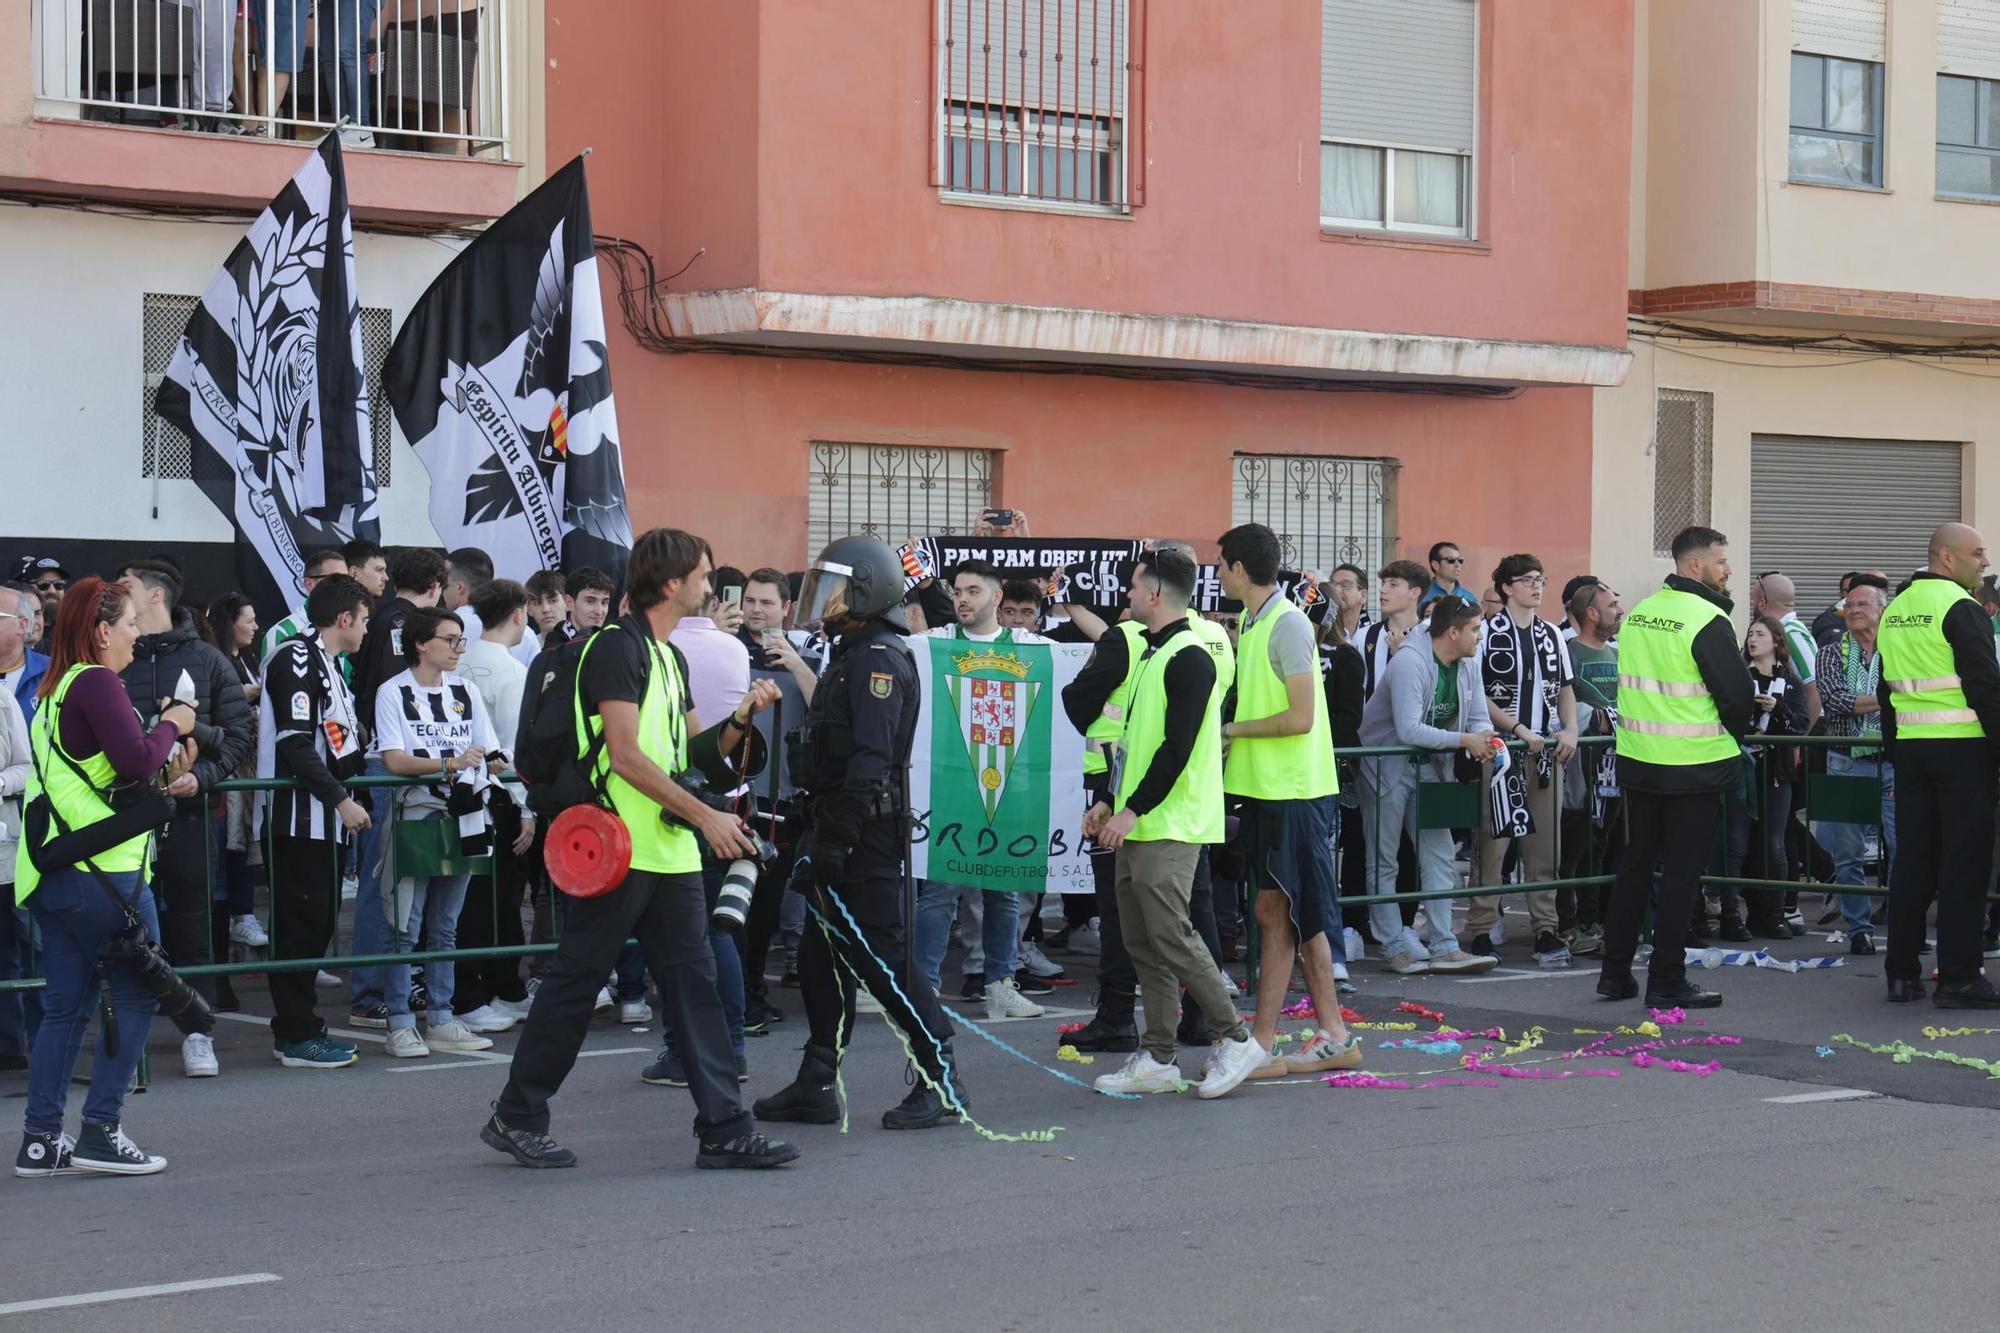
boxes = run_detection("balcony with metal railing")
[4,0,529,223]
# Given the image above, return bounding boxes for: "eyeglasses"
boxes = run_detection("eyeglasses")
[433,636,466,649]
[1512,575,1549,588]
[1437,556,1464,566]
[32,579,64,592]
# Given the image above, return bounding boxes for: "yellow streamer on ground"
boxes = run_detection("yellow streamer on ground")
[1353,1021,1419,1031]
[1056,1045,1094,1064]
[1501,1026,1548,1058]
[1922,1026,2000,1039]
[1832,1033,2000,1080]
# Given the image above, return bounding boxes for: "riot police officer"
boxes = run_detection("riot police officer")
[753,537,968,1131]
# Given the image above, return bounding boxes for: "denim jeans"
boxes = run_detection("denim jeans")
[662,859,747,1059]
[259,0,382,125]
[914,881,1020,990]
[1359,762,1463,962]
[349,757,390,1009]
[1822,750,1896,939]
[614,942,648,1002]
[25,869,160,1134]
[385,871,471,1032]
[0,897,41,1058]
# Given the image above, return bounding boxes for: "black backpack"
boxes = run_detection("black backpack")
[513,626,650,814]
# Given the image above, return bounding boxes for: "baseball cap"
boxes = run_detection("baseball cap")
[1560,574,1598,605]
[16,556,67,582]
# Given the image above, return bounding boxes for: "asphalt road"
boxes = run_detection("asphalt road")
[4,906,1998,1332]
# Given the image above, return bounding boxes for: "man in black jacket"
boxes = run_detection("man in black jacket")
[117,559,252,1076]
[345,547,446,1024]
[1596,527,1755,1009]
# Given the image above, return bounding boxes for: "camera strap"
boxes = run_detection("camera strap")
[28,721,153,933]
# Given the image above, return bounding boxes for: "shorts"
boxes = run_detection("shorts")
[1239,795,1337,944]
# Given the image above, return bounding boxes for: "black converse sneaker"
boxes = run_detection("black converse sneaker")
[696,1131,801,1170]
[480,1111,578,1168]
[15,1130,77,1178]
[72,1122,166,1176]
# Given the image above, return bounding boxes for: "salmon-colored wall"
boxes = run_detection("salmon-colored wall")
[613,351,1597,588]
[551,0,1633,349]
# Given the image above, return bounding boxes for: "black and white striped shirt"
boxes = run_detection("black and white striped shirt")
[257,629,363,843]
[372,669,499,790]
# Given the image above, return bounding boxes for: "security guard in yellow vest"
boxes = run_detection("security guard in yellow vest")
[1876,522,2000,1007]
[1216,524,1359,1078]
[1059,543,1236,1054]
[487,528,799,1173]
[1075,548,1262,1097]
[1599,526,1753,1010]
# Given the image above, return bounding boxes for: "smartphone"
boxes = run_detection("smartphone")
[983,508,1017,528]
[723,585,743,607]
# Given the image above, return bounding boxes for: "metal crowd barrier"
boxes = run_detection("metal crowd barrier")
[0,733,1930,999]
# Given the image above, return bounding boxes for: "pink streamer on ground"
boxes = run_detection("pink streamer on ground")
[1323,1072,1411,1089]
[1281,998,1316,1020]
[1631,1052,1723,1076]
[1461,1055,1621,1081]
[1648,1006,1688,1025]
[1561,1034,1743,1061]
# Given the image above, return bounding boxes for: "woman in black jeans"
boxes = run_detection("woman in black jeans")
[1718,616,1808,940]
[205,594,262,1006]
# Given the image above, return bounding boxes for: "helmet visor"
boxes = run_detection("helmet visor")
[795,561,855,629]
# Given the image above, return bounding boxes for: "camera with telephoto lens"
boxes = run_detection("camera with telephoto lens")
[662,772,778,932]
[98,932,214,1038]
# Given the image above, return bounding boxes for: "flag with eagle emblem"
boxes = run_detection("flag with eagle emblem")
[385,156,631,582]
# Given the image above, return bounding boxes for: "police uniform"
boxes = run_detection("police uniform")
[1597,575,1753,1003]
[1876,572,2000,1002]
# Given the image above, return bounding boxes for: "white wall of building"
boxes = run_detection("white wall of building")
[0,204,469,548]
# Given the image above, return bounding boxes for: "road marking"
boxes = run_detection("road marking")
[0,1273,280,1317]
[385,1045,651,1073]
[1763,1088,1879,1104]
[212,1011,384,1046]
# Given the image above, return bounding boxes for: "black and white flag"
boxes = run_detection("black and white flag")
[385,157,631,583]
[155,132,377,625]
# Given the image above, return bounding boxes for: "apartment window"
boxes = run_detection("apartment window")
[1320,0,1476,237]
[1938,75,2000,198]
[1789,52,1884,186]
[1230,454,1399,592]
[141,294,394,485]
[1652,388,1714,559]
[807,443,994,563]
[935,0,1132,211]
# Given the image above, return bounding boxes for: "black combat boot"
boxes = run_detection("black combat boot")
[880,1043,968,1131]
[752,1043,842,1124]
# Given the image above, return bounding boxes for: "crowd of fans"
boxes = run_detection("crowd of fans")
[0,521,1939,1174]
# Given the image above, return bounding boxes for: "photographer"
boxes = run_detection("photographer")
[484,528,798,1172]
[16,576,196,1178]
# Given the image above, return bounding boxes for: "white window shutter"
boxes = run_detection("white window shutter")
[1321,0,1476,153]
[1792,0,1886,63]
[1940,0,2000,79]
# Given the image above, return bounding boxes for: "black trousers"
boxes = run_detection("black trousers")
[1601,789,1724,988]
[1188,847,1224,967]
[454,805,529,1012]
[498,869,749,1142]
[153,814,218,1005]
[798,872,954,1071]
[1089,844,1138,1026]
[269,833,342,1045]
[1887,739,1997,986]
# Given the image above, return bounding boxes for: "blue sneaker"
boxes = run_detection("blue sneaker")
[274,1035,359,1069]
[324,1034,360,1054]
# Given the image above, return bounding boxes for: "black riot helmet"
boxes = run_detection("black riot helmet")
[797,536,910,632]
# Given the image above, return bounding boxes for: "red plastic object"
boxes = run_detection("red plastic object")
[545,805,631,898]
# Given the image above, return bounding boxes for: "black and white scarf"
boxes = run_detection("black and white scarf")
[1482,613,1566,838]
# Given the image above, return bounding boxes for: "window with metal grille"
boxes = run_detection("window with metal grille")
[140,294,395,486]
[935,0,1135,210]
[807,443,995,563]
[1229,454,1400,590]
[1652,387,1714,557]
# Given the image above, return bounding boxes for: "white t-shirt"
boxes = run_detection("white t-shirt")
[372,668,499,765]
[457,639,528,749]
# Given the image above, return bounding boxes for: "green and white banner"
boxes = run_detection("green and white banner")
[908,636,1094,893]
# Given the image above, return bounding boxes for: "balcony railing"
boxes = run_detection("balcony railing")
[29,0,510,158]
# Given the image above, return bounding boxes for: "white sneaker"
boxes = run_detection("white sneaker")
[1196,1034,1269,1100]
[985,976,1045,1020]
[315,970,340,988]
[341,875,358,902]
[1017,940,1066,978]
[228,915,269,948]
[426,1020,494,1053]
[1067,921,1101,955]
[594,987,614,1013]
[338,127,376,148]
[386,1027,430,1059]
[492,995,533,1020]
[1342,927,1366,963]
[1385,953,1430,975]
[1222,973,1241,996]
[181,1032,219,1078]
[1093,1050,1183,1095]
[619,1000,653,1025]
[1333,961,1351,983]
[458,1004,518,1034]
[1428,949,1500,975]
[1414,910,1435,944]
